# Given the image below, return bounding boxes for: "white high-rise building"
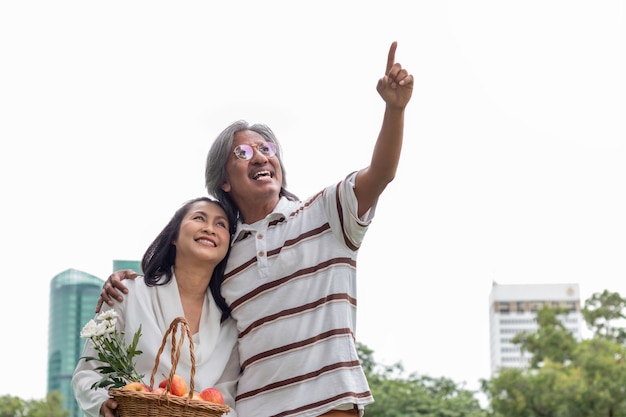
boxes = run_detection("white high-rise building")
[488,282,582,375]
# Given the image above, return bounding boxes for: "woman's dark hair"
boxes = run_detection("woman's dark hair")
[141,196,236,322]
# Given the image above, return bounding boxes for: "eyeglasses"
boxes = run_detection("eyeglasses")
[233,142,277,160]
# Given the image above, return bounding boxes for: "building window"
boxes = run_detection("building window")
[530,301,543,312]
[498,302,511,314]
[564,301,578,312]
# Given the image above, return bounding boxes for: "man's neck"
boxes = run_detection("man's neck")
[239,196,280,224]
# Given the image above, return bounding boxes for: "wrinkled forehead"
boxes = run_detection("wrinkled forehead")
[232,130,269,147]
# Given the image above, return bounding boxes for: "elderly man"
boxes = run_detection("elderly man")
[99,41,413,417]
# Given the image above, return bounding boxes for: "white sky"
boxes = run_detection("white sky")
[0,0,623,401]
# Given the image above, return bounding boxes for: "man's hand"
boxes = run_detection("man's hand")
[100,398,119,417]
[376,41,413,110]
[95,269,138,313]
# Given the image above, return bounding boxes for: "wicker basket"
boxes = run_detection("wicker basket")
[109,317,230,417]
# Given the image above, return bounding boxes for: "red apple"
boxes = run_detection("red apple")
[122,381,150,392]
[158,374,188,396]
[198,387,224,404]
[152,387,166,395]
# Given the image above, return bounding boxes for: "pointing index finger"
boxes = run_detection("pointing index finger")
[386,41,398,74]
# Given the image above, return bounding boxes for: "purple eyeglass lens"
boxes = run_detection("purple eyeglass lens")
[234,142,276,160]
[234,145,253,159]
[259,142,276,156]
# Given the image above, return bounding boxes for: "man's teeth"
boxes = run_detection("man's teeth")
[253,171,271,179]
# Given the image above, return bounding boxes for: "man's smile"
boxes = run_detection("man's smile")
[252,170,272,180]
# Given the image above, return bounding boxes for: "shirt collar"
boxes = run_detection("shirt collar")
[233,196,293,242]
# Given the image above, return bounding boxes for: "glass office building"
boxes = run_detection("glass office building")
[47,261,140,417]
[113,259,142,272]
[48,269,104,417]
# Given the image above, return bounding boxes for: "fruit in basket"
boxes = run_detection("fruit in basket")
[152,387,166,394]
[122,381,150,392]
[198,387,224,404]
[158,374,188,396]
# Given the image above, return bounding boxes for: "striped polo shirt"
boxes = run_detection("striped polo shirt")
[221,172,375,417]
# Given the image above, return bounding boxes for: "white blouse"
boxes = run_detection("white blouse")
[72,274,240,417]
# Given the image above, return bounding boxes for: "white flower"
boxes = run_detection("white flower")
[98,310,119,321]
[80,320,99,338]
[95,321,109,337]
[78,310,144,390]
[104,320,117,334]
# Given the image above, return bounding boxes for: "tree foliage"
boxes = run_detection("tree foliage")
[511,306,577,368]
[0,392,68,417]
[582,289,626,344]
[483,290,626,417]
[357,343,487,417]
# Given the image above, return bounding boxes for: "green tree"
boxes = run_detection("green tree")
[482,360,586,417]
[25,392,68,417]
[483,291,626,417]
[0,395,25,417]
[0,392,68,417]
[573,338,626,416]
[582,290,626,344]
[357,342,487,417]
[511,305,577,367]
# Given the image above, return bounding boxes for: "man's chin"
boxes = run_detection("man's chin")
[233,186,280,204]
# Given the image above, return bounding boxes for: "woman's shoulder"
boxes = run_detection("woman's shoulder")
[123,275,153,297]
[126,275,146,287]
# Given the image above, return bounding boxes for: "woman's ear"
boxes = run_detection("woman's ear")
[221,182,231,192]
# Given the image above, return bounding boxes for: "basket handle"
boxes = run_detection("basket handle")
[149,317,196,399]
